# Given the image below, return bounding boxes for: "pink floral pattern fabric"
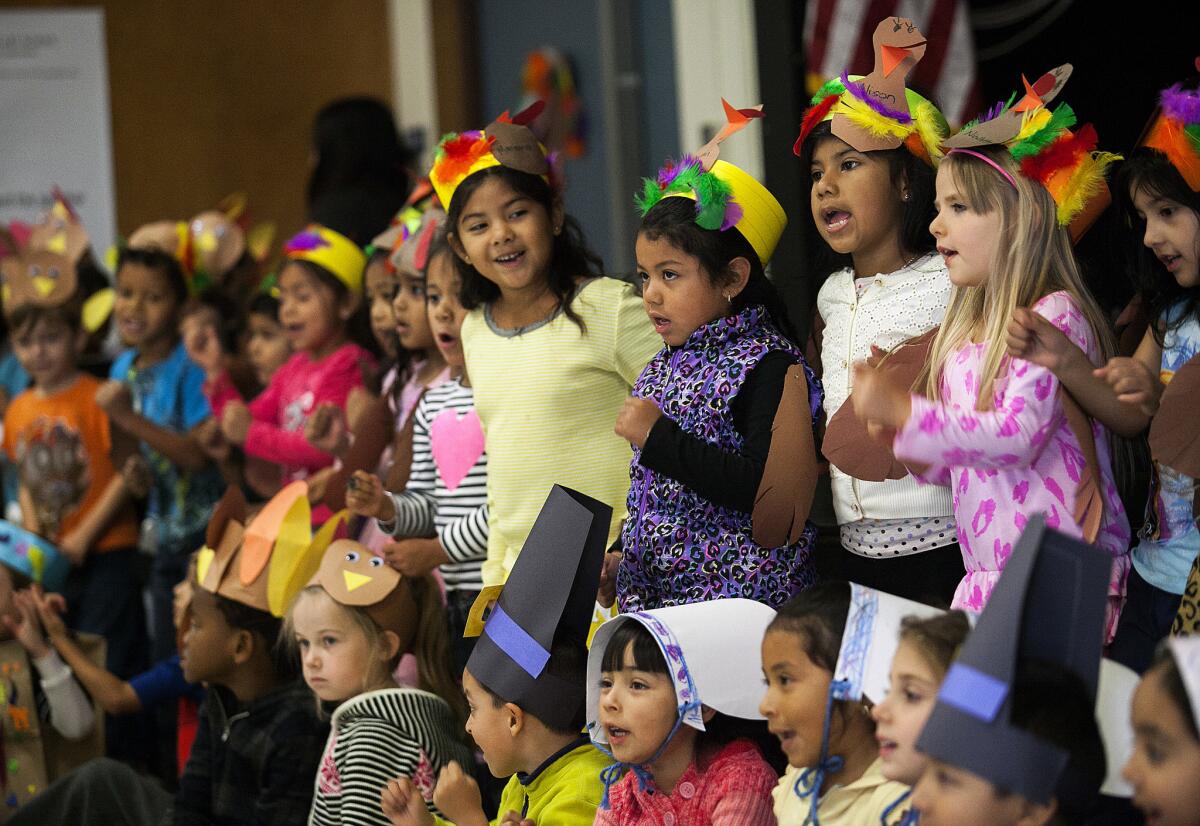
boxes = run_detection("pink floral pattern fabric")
[893,291,1131,640]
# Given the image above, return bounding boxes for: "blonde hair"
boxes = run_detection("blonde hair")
[283,578,467,729]
[917,148,1116,410]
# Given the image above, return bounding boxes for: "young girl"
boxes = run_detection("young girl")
[431,103,661,585]
[588,598,781,824]
[288,536,473,825]
[245,289,292,389]
[192,225,375,499]
[795,17,960,603]
[1006,76,1200,671]
[346,235,487,671]
[851,73,1132,638]
[1122,638,1200,826]
[613,104,822,611]
[760,582,910,825]
[102,241,224,660]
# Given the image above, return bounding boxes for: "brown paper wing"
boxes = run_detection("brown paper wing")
[944,64,1073,149]
[1149,352,1200,478]
[753,365,818,547]
[324,395,394,511]
[822,328,937,482]
[484,120,550,176]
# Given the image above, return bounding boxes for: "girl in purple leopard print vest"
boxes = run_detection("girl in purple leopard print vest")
[610,150,823,612]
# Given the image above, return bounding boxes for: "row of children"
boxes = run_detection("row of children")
[0,10,1196,823]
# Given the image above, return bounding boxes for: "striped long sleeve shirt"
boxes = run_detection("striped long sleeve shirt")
[380,378,487,592]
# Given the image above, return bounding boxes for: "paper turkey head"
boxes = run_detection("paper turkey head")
[188,210,246,284]
[28,193,90,264]
[313,539,418,651]
[1,250,79,317]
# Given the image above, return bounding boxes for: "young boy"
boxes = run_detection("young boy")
[382,486,611,826]
[1,251,145,682]
[9,488,329,825]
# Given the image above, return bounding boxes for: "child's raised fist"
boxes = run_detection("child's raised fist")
[345,471,394,521]
[431,762,486,826]
[379,777,434,826]
[1095,356,1163,417]
[304,403,348,457]
[181,312,227,378]
[614,396,663,449]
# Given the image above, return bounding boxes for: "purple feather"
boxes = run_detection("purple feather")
[720,201,743,232]
[1160,83,1200,125]
[657,154,702,189]
[840,72,913,125]
[284,231,330,254]
[980,99,1007,124]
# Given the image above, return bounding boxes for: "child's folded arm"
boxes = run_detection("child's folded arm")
[31,649,95,740]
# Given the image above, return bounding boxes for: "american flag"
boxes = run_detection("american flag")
[803,0,983,127]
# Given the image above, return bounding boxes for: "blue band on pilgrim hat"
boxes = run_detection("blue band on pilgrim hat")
[938,663,1009,722]
[484,604,551,678]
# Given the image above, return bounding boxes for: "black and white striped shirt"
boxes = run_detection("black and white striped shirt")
[308,688,473,826]
[380,379,487,592]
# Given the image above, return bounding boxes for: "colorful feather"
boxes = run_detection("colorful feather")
[431,131,494,188]
[635,154,741,232]
[1160,83,1200,125]
[1051,150,1122,226]
[809,78,846,106]
[284,231,330,254]
[794,93,840,155]
[838,93,911,141]
[1020,124,1097,185]
[911,98,949,162]
[840,72,913,124]
[1145,116,1200,190]
[1010,104,1075,159]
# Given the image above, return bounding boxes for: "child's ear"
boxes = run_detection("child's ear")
[504,702,525,738]
[1016,797,1057,826]
[338,290,359,321]
[550,200,565,237]
[230,628,256,666]
[724,257,752,299]
[447,232,471,265]
[380,629,401,662]
[73,325,89,354]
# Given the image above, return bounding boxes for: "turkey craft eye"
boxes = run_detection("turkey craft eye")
[369,557,384,568]
[30,265,41,277]
[344,551,360,562]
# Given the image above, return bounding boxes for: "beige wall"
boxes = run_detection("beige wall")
[13,0,392,241]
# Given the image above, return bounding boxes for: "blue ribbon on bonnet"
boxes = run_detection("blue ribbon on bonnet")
[791,677,852,826]
[881,788,919,826]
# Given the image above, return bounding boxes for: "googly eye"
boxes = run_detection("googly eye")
[47,266,60,279]
[29,265,41,277]
[343,550,360,563]
[369,557,384,568]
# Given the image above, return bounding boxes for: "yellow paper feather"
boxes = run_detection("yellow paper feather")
[1052,151,1122,226]
[837,96,912,141]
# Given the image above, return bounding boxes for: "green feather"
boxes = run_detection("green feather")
[635,177,665,216]
[810,78,846,105]
[691,170,734,230]
[1011,103,1077,160]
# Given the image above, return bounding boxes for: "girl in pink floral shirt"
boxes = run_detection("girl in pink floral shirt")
[851,132,1131,640]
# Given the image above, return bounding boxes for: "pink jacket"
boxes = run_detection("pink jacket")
[893,291,1131,640]
[206,343,374,484]
[594,739,778,826]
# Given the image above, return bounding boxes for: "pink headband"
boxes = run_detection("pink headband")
[948,148,1018,189]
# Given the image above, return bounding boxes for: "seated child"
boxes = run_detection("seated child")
[761,582,913,825]
[1121,638,1200,826]
[285,526,474,825]
[348,232,487,670]
[913,518,1110,826]
[381,485,612,826]
[589,598,781,825]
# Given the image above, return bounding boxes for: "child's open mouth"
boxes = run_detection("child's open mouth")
[649,313,671,334]
[937,245,958,263]
[606,725,630,744]
[436,332,458,347]
[1160,253,1181,272]
[770,727,796,751]
[494,250,525,267]
[823,208,851,233]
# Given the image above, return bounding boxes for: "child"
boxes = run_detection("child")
[8,486,329,825]
[796,17,959,604]
[431,103,661,585]
[760,581,912,825]
[287,530,473,825]
[613,100,823,612]
[103,239,224,661]
[194,224,375,495]
[380,485,612,826]
[347,234,487,669]
[245,289,292,388]
[1122,638,1200,826]
[851,66,1131,638]
[1007,74,1200,671]
[0,247,146,680]
[914,516,1110,826]
[588,598,780,824]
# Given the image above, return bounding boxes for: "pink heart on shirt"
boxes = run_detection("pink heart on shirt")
[429,407,485,491]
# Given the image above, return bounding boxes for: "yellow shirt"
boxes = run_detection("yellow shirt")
[773,759,911,826]
[462,277,660,585]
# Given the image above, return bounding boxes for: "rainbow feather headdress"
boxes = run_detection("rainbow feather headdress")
[1142,68,1200,191]
[945,64,1122,230]
[636,99,786,265]
[794,17,949,165]
[429,101,552,210]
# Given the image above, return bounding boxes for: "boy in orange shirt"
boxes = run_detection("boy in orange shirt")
[0,250,147,693]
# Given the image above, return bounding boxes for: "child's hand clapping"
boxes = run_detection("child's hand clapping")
[304,403,349,457]
[614,397,663,449]
[181,311,227,379]
[29,585,69,643]
[1095,356,1163,417]
[1005,307,1079,372]
[380,539,448,578]
[6,590,51,659]
[345,471,395,521]
[380,776,434,826]
[220,401,252,445]
[95,379,133,421]
[851,362,912,435]
[431,762,487,826]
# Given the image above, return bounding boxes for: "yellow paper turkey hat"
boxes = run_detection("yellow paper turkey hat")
[282,224,365,295]
[636,100,787,265]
